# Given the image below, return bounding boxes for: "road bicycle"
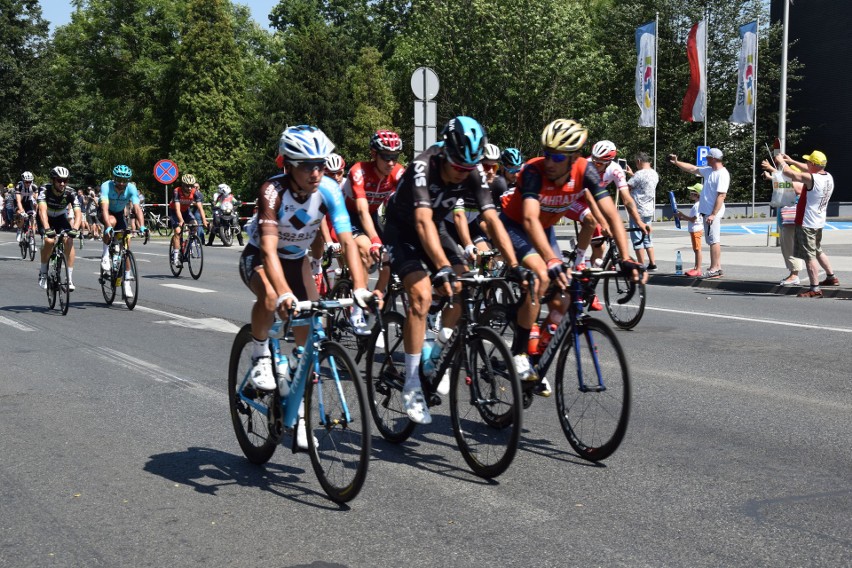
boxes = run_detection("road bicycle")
[99,228,149,310]
[365,272,522,478]
[19,212,37,261]
[45,228,78,315]
[169,222,203,279]
[143,205,172,237]
[479,266,631,462]
[228,298,370,503]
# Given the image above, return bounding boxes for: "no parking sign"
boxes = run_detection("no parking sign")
[153,159,179,184]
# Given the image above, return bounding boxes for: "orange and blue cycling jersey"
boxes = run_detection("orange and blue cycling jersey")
[171,186,202,214]
[501,156,604,229]
[341,161,404,214]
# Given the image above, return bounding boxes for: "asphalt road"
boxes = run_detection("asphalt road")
[0,232,849,568]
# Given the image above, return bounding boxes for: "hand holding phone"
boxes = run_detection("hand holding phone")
[617,158,628,170]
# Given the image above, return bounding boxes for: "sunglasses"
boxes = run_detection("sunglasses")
[505,166,521,174]
[378,152,400,162]
[54,178,69,183]
[326,169,344,176]
[290,160,326,172]
[444,153,477,172]
[543,150,570,163]
[482,163,499,172]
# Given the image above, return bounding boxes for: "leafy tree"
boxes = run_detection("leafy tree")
[342,47,398,162]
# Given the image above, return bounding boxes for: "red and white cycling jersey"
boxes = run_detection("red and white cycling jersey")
[341,161,404,214]
[597,161,629,195]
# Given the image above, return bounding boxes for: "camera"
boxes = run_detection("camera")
[617,158,628,170]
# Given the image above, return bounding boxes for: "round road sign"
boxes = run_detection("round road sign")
[153,159,179,184]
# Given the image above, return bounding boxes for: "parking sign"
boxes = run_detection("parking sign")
[696,146,710,167]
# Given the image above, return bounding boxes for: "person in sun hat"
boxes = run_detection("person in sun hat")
[676,183,705,277]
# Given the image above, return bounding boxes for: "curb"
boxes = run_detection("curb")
[648,274,852,299]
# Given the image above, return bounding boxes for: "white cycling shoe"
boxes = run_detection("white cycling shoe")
[296,418,318,450]
[248,356,276,391]
[403,388,432,424]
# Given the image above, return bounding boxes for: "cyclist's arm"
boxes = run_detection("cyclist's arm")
[37,200,49,232]
[355,197,380,242]
[581,190,606,235]
[452,209,474,249]
[15,192,24,213]
[338,231,368,289]
[479,208,520,268]
[415,207,452,269]
[71,198,83,231]
[521,197,559,261]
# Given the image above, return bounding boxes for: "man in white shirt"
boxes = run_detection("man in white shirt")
[668,147,729,278]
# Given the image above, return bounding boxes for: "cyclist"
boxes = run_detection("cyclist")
[169,174,208,267]
[324,153,346,186]
[15,171,38,243]
[383,116,533,424]
[239,125,375,447]
[500,120,645,397]
[447,142,501,264]
[207,183,235,246]
[36,167,82,290]
[340,130,404,333]
[98,165,146,298]
[499,147,524,199]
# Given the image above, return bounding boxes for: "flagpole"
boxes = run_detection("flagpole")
[703,8,709,146]
[779,0,790,154]
[653,12,659,171]
[751,17,760,218]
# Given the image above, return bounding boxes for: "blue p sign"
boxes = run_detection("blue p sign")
[696,146,710,167]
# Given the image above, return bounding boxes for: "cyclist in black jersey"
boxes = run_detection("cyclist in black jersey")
[15,171,37,242]
[37,166,82,290]
[383,116,534,425]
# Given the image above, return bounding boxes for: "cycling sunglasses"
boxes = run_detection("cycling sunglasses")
[289,160,326,172]
[543,150,569,163]
[378,152,400,162]
[481,162,499,172]
[504,166,522,174]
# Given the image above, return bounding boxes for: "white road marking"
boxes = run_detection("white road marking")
[646,306,852,333]
[160,283,215,293]
[0,315,36,332]
[135,305,240,333]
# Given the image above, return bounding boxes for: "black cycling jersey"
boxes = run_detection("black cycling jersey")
[15,181,37,209]
[489,176,509,210]
[37,184,80,218]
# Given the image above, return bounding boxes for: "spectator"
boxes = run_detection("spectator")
[625,151,659,270]
[3,186,17,229]
[77,188,91,236]
[762,164,805,285]
[774,150,838,297]
[676,183,704,277]
[668,147,728,278]
[86,188,101,239]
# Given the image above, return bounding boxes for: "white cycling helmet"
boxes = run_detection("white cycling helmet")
[217,183,231,195]
[325,153,345,173]
[21,171,34,182]
[278,125,335,162]
[50,166,70,179]
[483,143,500,161]
[591,140,618,162]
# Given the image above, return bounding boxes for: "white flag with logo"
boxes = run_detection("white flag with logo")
[730,21,758,124]
[635,21,656,128]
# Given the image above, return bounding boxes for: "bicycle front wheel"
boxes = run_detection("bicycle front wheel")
[187,235,203,279]
[554,317,630,462]
[46,259,57,309]
[57,255,70,315]
[228,324,281,464]
[28,233,36,261]
[20,238,27,259]
[123,251,139,310]
[168,241,182,277]
[450,326,522,478]
[328,279,356,350]
[602,274,646,330]
[305,341,370,503]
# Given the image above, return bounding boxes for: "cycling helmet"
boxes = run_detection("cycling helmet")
[21,171,34,182]
[50,166,70,179]
[591,140,618,162]
[370,130,403,153]
[541,119,588,152]
[278,125,334,162]
[441,116,487,166]
[325,153,345,172]
[483,143,500,161]
[500,148,523,168]
[217,183,231,195]
[181,174,196,185]
[112,164,133,179]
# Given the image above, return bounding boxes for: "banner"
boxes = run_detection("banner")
[635,21,656,128]
[680,20,706,122]
[730,21,758,124]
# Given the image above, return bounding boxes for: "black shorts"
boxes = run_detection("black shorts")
[239,244,317,301]
[444,217,489,246]
[99,209,128,231]
[383,218,465,279]
[349,209,384,240]
[37,215,72,236]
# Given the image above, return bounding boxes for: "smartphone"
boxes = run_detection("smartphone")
[617,158,628,170]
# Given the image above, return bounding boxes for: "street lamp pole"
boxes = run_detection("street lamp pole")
[778,0,790,154]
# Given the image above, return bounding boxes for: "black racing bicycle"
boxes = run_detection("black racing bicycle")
[169,222,203,279]
[100,228,148,310]
[19,212,37,261]
[45,228,78,315]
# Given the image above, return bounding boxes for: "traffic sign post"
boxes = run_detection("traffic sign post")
[696,146,710,167]
[411,67,439,155]
[154,159,179,215]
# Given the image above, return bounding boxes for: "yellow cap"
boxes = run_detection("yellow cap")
[687,182,703,193]
[803,150,827,166]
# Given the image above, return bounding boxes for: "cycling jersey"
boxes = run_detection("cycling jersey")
[341,161,404,214]
[171,186,202,214]
[489,176,510,211]
[597,161,629,195]
[247,173,352,260]
[38,184,80,218]
[99,180,141,214]
[501,156,602,229]
[15,181,37,211]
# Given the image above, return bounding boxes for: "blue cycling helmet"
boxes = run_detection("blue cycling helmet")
[500,148,523,168]
[441,116,487,166]
[112,164,133,179]
[278,125,335,162]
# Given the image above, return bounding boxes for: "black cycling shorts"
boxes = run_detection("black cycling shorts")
[383,218,465,280]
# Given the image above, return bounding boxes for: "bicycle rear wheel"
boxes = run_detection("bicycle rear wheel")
[46,258,57,309]
[228,324,281,464]
[57,255,70,315]
[365,311,416,443]
[602,274,646,330]
[20,238,27,259]
[123,251,139,310]
[554,317,630,462]
[168,241,183,277]
[187,234,203,279]
[305,341,370,503]
[328,279,357,352]
[450,326,522,478]
[28,233,36,261]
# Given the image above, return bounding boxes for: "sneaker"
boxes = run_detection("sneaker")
[349,312,371,336]
[512,354,539,382]
[685,268,701,277]
[819,275,840,287]
[296,418,318,450]
[779,276,800,286]
[533,377,552,398]
[436,370,451,396]
[68,280,75,292]
[123,280,134,298]
[38,273,47,289]
[588,294,603,311]
[797,289,823,298]
[100,255,111,271]
[702,269,723,279]
[248,356,276,390]
[402,388,432,424]
[16,231,22,243]
[646,263,658,271]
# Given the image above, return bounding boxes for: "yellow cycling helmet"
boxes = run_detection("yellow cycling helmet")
[181,173,196,185]
[541,119,588,152]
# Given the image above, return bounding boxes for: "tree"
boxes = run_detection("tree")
[342,47,398,162]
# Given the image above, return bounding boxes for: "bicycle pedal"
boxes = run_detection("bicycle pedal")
[427,393,442,407]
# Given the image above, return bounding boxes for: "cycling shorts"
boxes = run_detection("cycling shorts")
[99,209,128,231]
[239,244,318,302]
[499,213,559,261]
[383,218,465,280]
[444,217,488,246]
[37,214,72,236]
[350,209,384,240]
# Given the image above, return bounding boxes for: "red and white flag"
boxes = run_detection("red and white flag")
[680,19,706,122]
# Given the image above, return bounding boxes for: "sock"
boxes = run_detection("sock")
[102,243,109,256]
[68,267,73,279]
[251,336,270,360]
[512,326,531,356]
[575,250,586,266]
[40,262,48,274]
[404,353,421,392]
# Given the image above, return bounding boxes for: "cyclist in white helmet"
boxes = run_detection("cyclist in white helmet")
[14,171,37,242]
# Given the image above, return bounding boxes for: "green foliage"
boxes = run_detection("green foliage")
[342,47,398,162]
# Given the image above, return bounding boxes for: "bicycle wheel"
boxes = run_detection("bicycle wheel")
[46,258,57,309]
[328,279,357,351]
[28,233,36,261]
[450,326,522,478]
[168,241,183,277]
[123,251,139,310]
[365,311,416,443]
[57,254,70,315]
[602,274,646,330]
[305,341,370,503]
[20,238,27,259]
[100,265,116,305]
[554,317,630,462]
[187,234,203,279]
[228,324,281,464]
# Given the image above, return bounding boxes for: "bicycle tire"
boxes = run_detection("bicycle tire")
[328,279,357,350]
[450,325,522,478]
[20,239,27,259]
[305,340,370,503]
[123,251,139,310]
[554,317,630,462]
[28,233,36,261]
[168,241,183,277]
[46,257,57,309]
[602,274,646,330]
[57,254,70,315]
[365,311,416,443]
[187,234,203,279]
[100,261,116,305]
[228,324,281,464]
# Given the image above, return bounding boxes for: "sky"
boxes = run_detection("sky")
[38,0,280,33]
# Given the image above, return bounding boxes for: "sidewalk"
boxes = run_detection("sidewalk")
[555,219,852,300]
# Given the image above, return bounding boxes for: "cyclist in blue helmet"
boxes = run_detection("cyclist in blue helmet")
[382,116,535,424]
[499,147,523,195]
[98,165,146,298]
